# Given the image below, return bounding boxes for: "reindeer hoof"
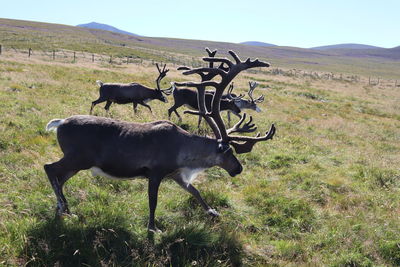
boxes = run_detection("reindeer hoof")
[207,208,220,217]
[56,204,70,217]
[148,227,162,234]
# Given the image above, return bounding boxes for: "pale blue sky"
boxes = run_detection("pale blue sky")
[1,0,399,48]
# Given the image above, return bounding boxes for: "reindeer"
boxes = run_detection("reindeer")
[90,64,172,115]
[167,82,242,128]
[44,48,276,232]
[225,81,265,125]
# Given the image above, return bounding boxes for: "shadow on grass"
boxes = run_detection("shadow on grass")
[20,215,243,266]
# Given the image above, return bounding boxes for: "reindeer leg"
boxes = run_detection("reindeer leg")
[168,104,182,121]
[104,100,112,116]
[90,98,106,115]
[174,110,182,121]
[173,175,219,217]
[232,111,241,118]
[139,102,152,114]
[147,176,162,233]
[133,103,138,114]
[197,115,202,130]
[44,157,80,215]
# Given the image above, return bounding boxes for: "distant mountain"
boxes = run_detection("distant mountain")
[311,43,383,50]
[240,41,276,47]
[77,22,139,36]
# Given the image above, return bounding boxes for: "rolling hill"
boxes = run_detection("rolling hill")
[0,18,399,78]
[240,41,276,47]
[311,43,384,50]
[77,22,140,36]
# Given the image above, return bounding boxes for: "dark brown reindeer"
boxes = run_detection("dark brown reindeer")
[90,64,172,115]
[168,48,244,129]
[167,82,242,128]
[225,81,265,124]
[44,49,276,232]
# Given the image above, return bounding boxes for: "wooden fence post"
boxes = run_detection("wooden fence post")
[73,51,76,61]
[53,50,55,60]
[127,56,129,64]
[28,48,32,57]
[92,54,94,62]
[0,44,2,55]
[109,55,112,64]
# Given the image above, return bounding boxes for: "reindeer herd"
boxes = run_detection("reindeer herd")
[44,48,276,232]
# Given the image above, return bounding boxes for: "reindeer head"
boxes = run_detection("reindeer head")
[176,48,276,175]
[229,81,265,113]
[245,81,264,112]
[215,141,243,176]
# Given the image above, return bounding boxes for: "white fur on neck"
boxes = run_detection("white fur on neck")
[144,98,153,104]
[180,167,205,184]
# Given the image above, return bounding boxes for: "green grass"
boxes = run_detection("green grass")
[0,50,400,266]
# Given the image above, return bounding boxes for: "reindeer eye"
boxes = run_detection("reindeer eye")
[217,143,231,153]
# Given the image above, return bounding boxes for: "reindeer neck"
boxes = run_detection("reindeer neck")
[177,135,220,169]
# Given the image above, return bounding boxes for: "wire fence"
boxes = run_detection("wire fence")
[0,44,399,87]
[0,44,208,69]
[0,45,149,65]
[247,67,400,88]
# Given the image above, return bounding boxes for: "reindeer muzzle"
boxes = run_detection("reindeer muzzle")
[229,164,243,177]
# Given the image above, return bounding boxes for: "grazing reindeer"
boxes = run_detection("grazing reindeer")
[44,49,276,232]
[225,81,265,124]
[167,82,241,128]
[90,64,172,115]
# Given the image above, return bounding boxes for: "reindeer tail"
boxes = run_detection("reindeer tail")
[45,119,65,132]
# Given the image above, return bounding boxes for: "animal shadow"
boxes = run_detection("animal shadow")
[20,215,243,266]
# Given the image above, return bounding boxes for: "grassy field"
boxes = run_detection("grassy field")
[1,45,400,266]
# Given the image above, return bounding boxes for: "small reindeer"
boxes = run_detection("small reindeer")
[44,49,275,232]
[225,81,265,124]
[167,83,241,128]
[90,64,172,115]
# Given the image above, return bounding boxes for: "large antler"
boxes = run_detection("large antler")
[227,113,256,134]
[176,49,275,153]
[176,48,224,139]
[155,63,173,95]
[248,81,264,103]
[229,124,276,154]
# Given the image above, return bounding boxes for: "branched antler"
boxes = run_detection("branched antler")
[226,82,244,100]
[203,57,234,69]
[227,113,257,134]
[248,81,264,103]
[182,68,227,78]
[205,47,217,68]
[174,81,220,90]
[155,63,172,94]
[229,124,276,154]
[177,48,274,153]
